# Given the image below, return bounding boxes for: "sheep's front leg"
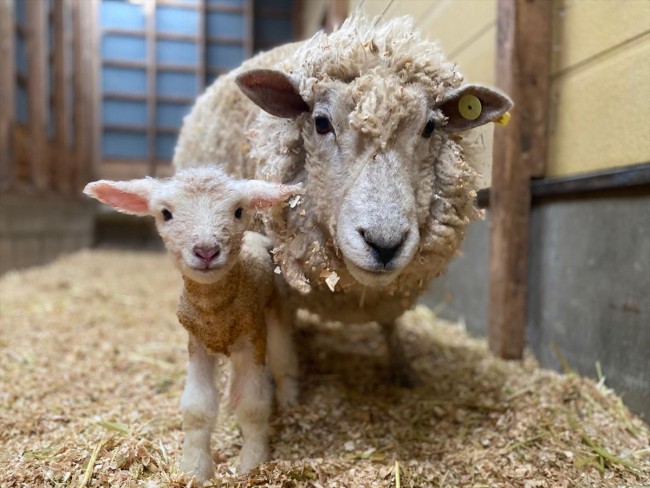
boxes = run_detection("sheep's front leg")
[381,321,418,388]
[265,305,299,409]
[229,338,272,473]
[180,336,218,482]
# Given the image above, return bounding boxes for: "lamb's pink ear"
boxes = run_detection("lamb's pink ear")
[236,69,309,118]
[83,178,156,216]
[240,180,303,210]
[440,84,513,132]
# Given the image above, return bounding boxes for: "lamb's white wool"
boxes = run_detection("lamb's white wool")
[83,167,301,481]
[173,14,512,384]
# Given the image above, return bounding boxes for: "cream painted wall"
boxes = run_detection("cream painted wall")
[548,0,650,177]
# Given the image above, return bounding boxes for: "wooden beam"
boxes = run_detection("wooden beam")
[206,35,245,46]
[103,28,200,43]
[0,0,16,189]
[104,124,178,135]
[104,91,194,104]
[26,0,50,190]
[205,4,244,14]
[103,59,197,73]
[488,0,551,359]
[146,0,158,176]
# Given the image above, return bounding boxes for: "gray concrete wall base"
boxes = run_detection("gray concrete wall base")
[419,193,650,420]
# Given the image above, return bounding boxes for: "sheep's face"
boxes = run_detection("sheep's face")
[303,76,440,286]
[237,69,511,288]
[84,167,301,285]
[150,180,250,284]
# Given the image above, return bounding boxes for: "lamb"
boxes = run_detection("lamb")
[173,14,513,386]
[83,167,301,481]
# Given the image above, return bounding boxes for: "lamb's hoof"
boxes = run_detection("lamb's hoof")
[275,378,299,410]
[180,449,214,482]
[238,443,269,474]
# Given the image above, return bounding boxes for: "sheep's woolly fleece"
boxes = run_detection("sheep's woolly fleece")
[1,249,649,487]
[255,15,476,299]
[279,14,461,110]
[175,15,480,310]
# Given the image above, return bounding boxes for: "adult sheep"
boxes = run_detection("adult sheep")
[174,14,512,386]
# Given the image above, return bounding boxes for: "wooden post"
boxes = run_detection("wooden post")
[53,0,70,192]
[72,0,83,189]
[88,0,101,182]
[146,0,158,176]
[488,0,551,359]
[26,0,50,190]
[244,0,253,58]
[0,0,16,189]
[197,0,206,93]
[326,0,349,32]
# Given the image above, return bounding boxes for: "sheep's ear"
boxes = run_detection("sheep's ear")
[440,84,513,132]
[83,178,156,216]
[240,180,303,210]
[236,69,309,119]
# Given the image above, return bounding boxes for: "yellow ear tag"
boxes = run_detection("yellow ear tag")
[458,94,482,120]
[494,112,511,126]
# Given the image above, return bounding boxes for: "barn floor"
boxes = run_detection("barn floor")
[0,250,648,487]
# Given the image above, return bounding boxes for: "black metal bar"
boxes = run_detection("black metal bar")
[477,162,650,208]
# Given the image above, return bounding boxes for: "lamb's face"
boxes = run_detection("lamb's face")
[83,167,301,286]
[302,75,445,286]
[151,179,249,284]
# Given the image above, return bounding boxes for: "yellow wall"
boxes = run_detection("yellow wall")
[351,0,497,84]
[548,0,650,177]
[311,0,650,179]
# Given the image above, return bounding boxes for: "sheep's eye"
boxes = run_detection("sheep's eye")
[421,119,436,138]
[234,207,243,219]
[161,209,173,221]
[314,115,333,135]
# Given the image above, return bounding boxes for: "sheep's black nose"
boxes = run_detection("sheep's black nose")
[359,229,407,266]
[193,245,220,262]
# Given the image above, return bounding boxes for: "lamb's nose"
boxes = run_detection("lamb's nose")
[359,229,408,266]
[193,245,220,262]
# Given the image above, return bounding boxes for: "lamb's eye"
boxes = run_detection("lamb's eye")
[161,209,173,221]
[421,119,436,138]
[234,207,243,219]
[314,115,333,135]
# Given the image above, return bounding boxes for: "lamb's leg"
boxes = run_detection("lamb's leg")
[180,336,218,482]
[381,321,418,388]
[229,339,272,473]
[265,305,299,409]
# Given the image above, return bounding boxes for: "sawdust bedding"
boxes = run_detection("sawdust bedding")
[0,249,648,488]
